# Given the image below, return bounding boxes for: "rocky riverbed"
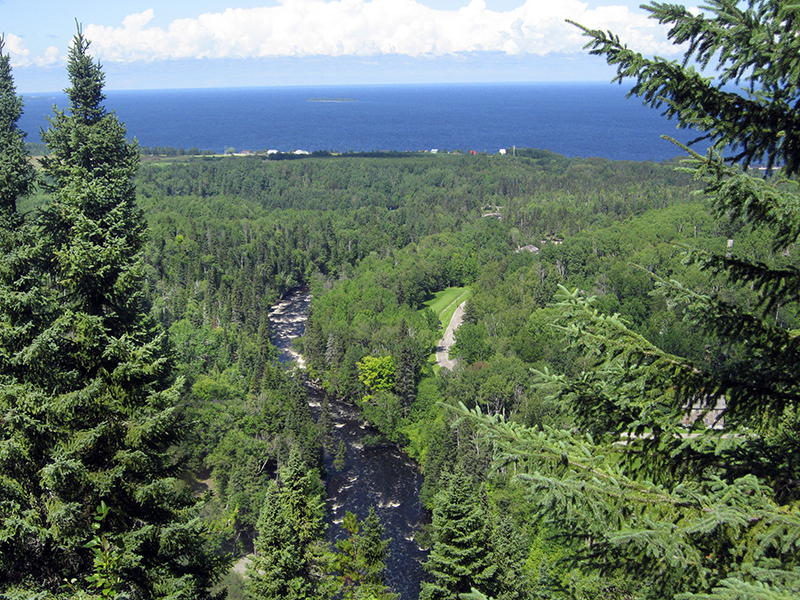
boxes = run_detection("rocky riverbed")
[270,287,429,599]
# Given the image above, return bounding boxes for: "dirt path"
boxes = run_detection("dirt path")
[233,556,251,575]
[436,301,466,370]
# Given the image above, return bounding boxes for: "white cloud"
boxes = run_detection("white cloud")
[5,34,62,68]
[78,0,678,63]
[4,34,30,65]
[40,46,61,66]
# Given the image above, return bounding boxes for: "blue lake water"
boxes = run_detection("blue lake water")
[18,83,706,161]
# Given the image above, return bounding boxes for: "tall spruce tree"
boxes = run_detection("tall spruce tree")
[0,33,36,364]
[420,467,496,600]
[0,36,34,216]
[457,2,800,599]
[0,28,225,597]
[247,447,327,600]
[0,33,45,592]
[488,513,530,600]
[325,508,397,600]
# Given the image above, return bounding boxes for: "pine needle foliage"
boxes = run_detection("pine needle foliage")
[0,36,35,217]
[247,447,327,600]
[421,467,497,600]
[455,2,800,598]
[451,401,800,599]
[324,508,397,600]
[0,28,226,597]
[568,0,800,175]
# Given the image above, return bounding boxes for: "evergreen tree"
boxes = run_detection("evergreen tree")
[0,34,37,376]
[356,508,394,596]
[0,36,35,216]
[488,513,530,600]
[301,306,327,375]
[325,508,397,600]
[394,319,419,412]
[0,28,225,597]
[0,34,36,368]
[0,33,47,593]
[247,479,310,600]
[459,2,800,598]
[317,396,335,452]
[420,467,496,600]
[248,447,327,600]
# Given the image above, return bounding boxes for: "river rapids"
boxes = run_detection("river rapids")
[269,287,429,599]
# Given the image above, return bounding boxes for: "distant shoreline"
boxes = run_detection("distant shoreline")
[17,84,710,163]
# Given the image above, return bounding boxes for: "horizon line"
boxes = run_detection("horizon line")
[19,79,616,96]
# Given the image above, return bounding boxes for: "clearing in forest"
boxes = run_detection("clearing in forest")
[423,286,471,328]
[423,287,472,370]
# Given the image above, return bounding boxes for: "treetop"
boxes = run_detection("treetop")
[570,0,800,175]
[66,24,106,126]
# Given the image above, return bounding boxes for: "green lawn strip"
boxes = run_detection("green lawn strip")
[420,286,472,372]
[438,288,471,331]
[421,286,472,365]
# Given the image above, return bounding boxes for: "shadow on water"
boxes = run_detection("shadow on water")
[270,287,429,600]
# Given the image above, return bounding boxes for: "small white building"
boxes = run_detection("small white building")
[682,395,726,429]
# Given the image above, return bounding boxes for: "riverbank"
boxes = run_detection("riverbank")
[269,288,429,599]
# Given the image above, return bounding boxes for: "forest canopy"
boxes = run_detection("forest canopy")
[460,2,800,599]
[3,2,799,599]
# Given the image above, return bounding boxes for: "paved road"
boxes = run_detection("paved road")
[436,301,466,370]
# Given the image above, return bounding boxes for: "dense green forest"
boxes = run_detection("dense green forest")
[132,131,796,598]
[3,1,800,599]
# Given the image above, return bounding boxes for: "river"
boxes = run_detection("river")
[269,287,429,600]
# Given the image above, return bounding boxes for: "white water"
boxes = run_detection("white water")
[269,287,429,599]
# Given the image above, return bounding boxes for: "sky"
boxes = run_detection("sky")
[2,0,696,92]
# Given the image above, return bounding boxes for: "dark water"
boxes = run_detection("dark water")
[19,82,706,161]
[269,288,428,600]
[311,392,429,600]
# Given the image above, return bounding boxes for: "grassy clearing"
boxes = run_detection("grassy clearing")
[422,286,471,372]
[423,286,471,329]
